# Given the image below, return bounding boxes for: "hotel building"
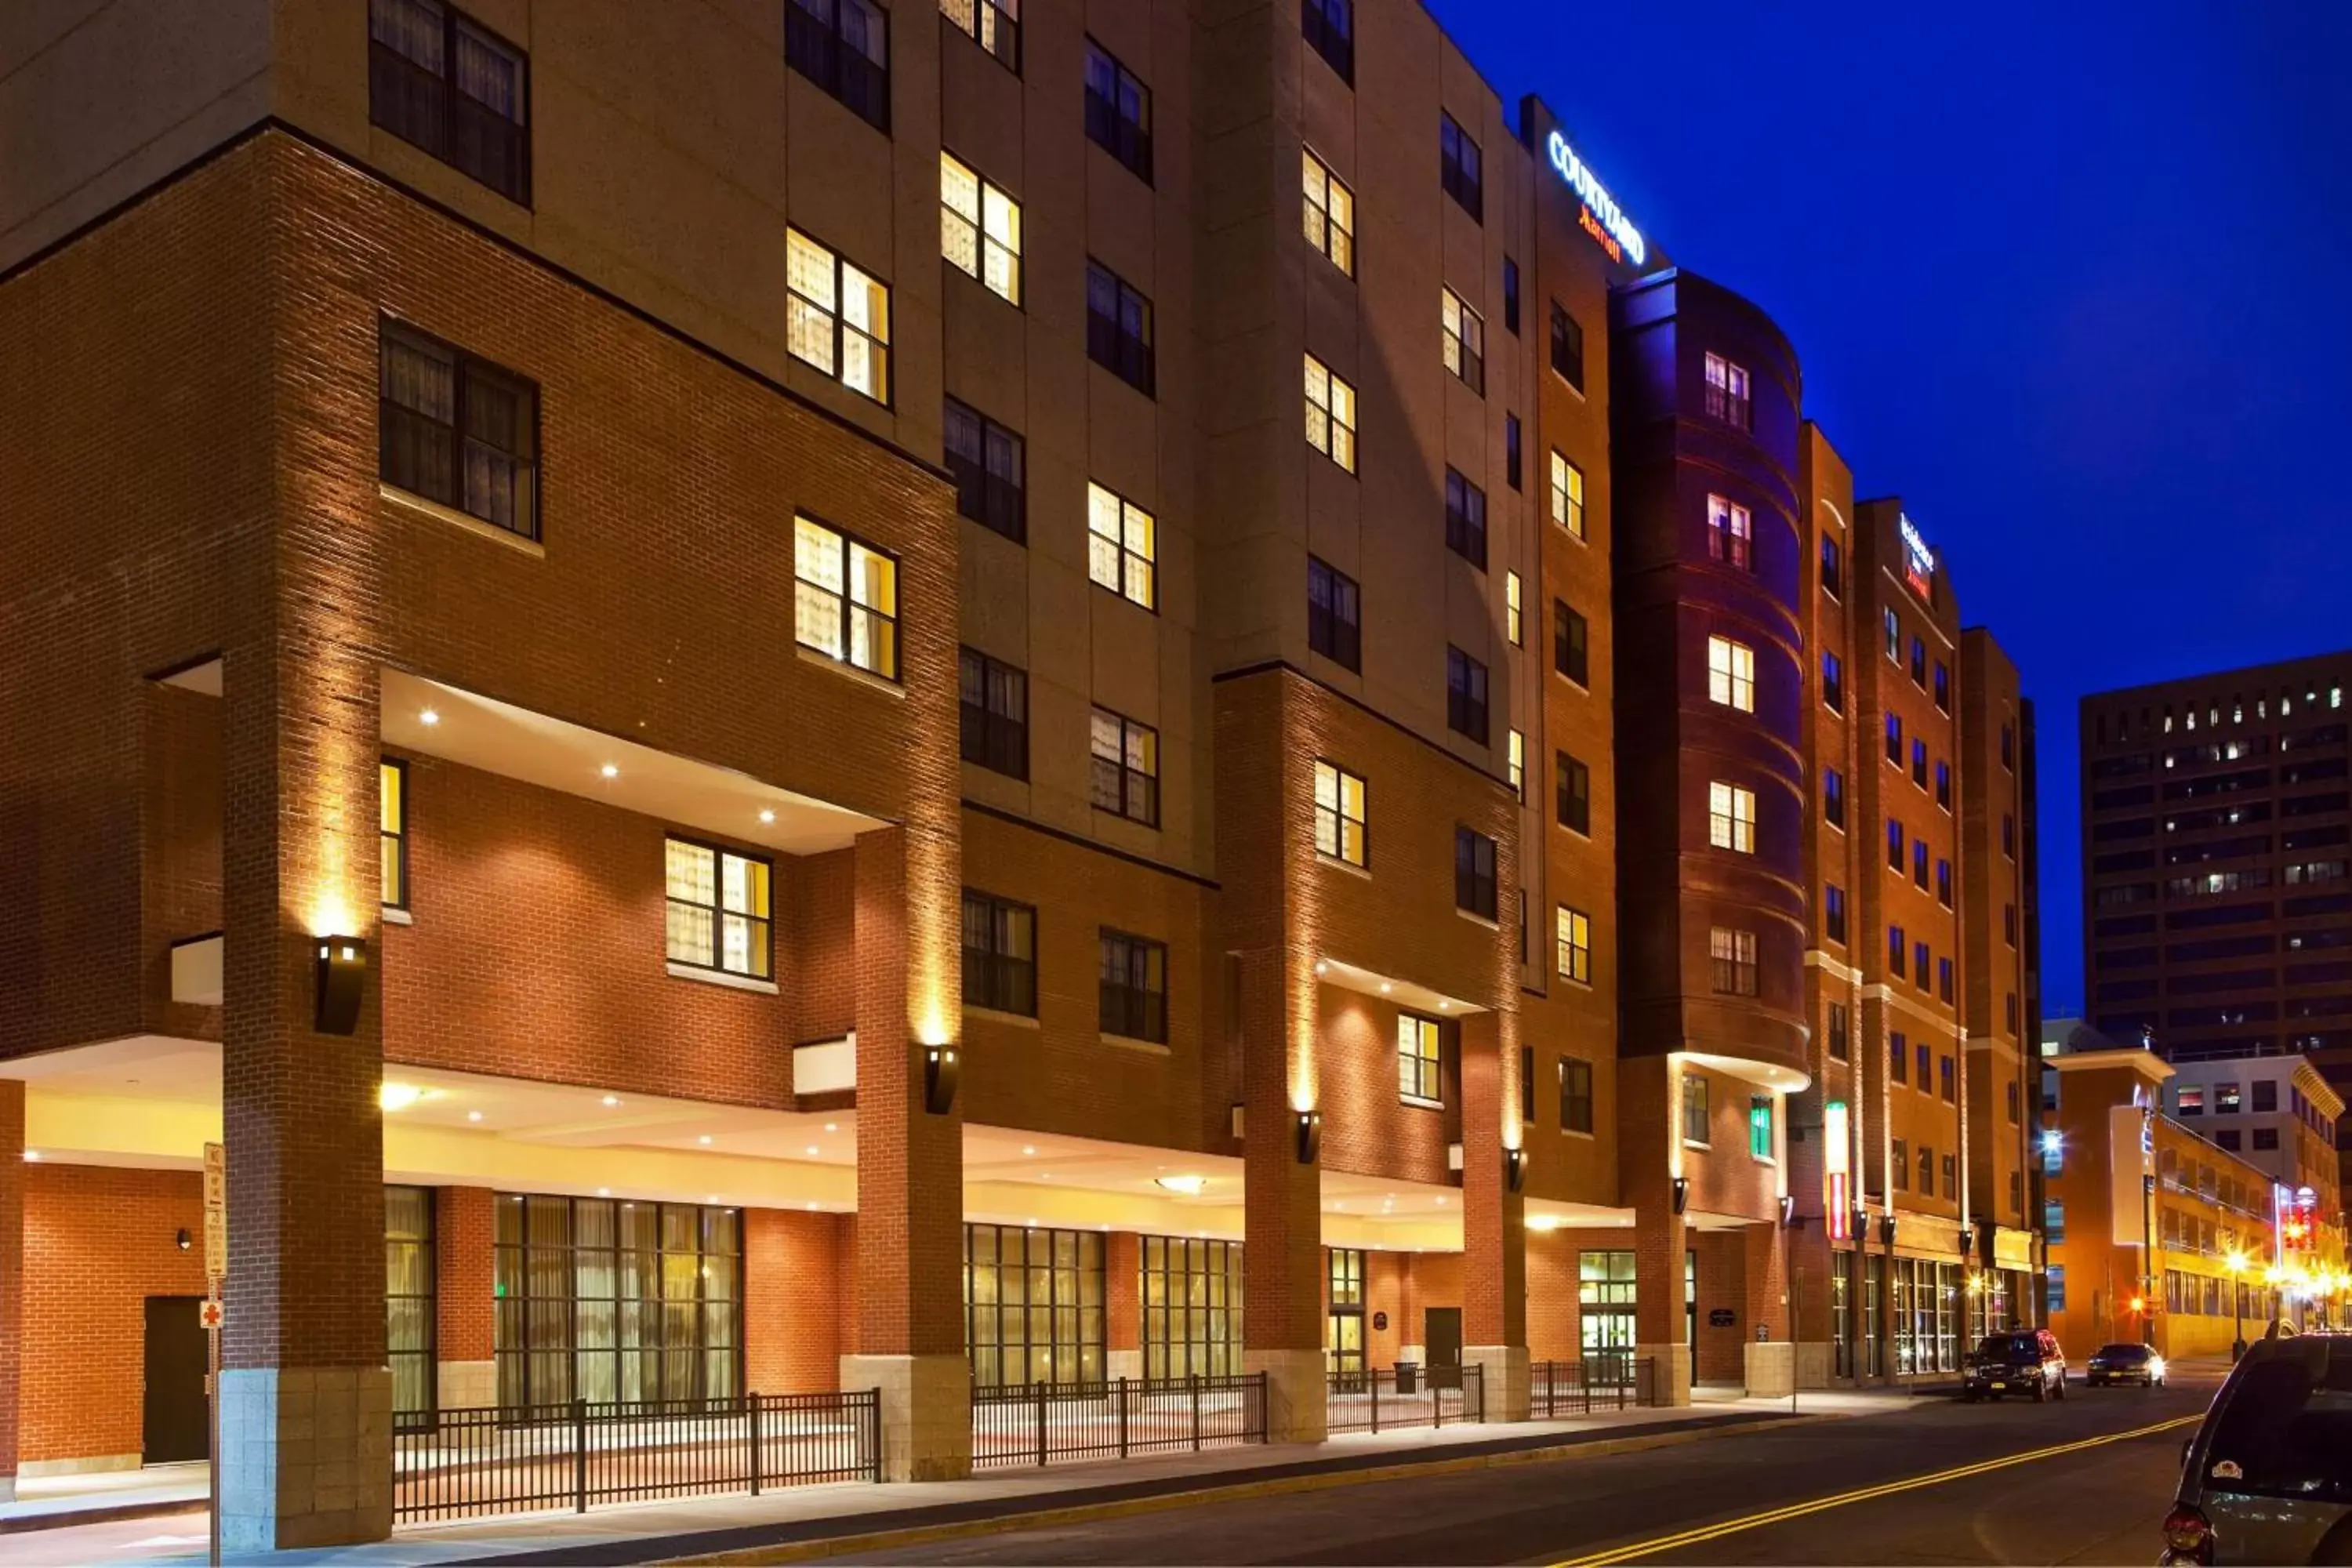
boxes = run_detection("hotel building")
[0,0,2041,1545]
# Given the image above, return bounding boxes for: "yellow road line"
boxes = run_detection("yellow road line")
[1547,1414,2201,1567]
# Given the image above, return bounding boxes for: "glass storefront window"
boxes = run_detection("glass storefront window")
[1578,1250,1638,1377]
[1327,1247,1366,1383]
[1141,1235,1243,1379]
[964,1223,1105,1387]
[387,1185,435,1418]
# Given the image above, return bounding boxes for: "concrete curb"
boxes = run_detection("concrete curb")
[654,1414,1844,1567]
[0,1496,205,1536]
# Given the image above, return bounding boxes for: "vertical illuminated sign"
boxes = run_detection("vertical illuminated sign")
[1824,1100,1850,1240]
[1898,514,1936,601]
[1544,131,1646,267]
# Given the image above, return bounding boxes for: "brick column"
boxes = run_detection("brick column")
[434,1187,495,1411]
[1459,1010,1528,1419]
[0,1081,21,1502]
[1624,1058,1690,1406]
[1105,1232,1142,1380]
[1239,946,1325,1442]
[840,826,968,1479]
[1741,1222,1794,1396]
[217,635,390,1552]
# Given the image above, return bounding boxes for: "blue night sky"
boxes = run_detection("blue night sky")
[1427,0,2352,1015]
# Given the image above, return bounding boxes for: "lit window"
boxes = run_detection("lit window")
[1710,927,1757,995]
[940,152,1022,305]
[793,516,898,678]
[1555,906,1592,983]
[1441,287,1484,394]
[1505,572,1523,646]
[1398,1014,1443,1104]
[1304,354,1358,473]
[1301,148,1355,274]
[1508,729,1525,800]
[380,759,409,909]
[1682,1073,1711,1143]
[1090,708,1160,827]
[786,229,891,402]
[1709,781,1756,853]
[1707,495,1752,569]
[666,837,772,979]
[1708,636,1755,712]
[1087,482,1157,608]
[1703,352,1751,428]
[941,0,1018,71]
[1550,451,1585,538]
[1748,1095,1773,1160]
[1314,760,1367,867]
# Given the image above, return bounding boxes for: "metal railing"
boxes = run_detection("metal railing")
[1326,1363,1485,1433]
[1530,1355,1661,1415]
[971,1374,1267,1468]
[393,1391,879,1523]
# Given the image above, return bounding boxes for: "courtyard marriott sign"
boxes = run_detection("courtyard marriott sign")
[1546,130,1646,267]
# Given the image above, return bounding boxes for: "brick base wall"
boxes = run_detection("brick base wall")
[744,1207,850,1392]
[20,1164,207,1464]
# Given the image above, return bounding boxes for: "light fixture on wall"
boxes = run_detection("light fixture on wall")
[1879,1214,1899,1247]
[1958,1225,1976,1257]
[1671,1176,1690,1215]
[314,936,367,1035]
[1504,1146,1526,1194]
[923,1044,960,1116]
[175,1229,192,1251]
[1851,1205,1869,1243]
[1777,1194,1796,1229]
[1294,1109,1322,1165]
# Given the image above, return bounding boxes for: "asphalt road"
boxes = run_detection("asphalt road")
[844,1381,2214,1566]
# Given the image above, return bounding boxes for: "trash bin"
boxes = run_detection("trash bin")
[1395,1361,1420,1395]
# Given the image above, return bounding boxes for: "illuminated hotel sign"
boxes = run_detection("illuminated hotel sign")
[1823,1100,1850,1240]
[1545,131,1646,267]
[1898,514,1936,600]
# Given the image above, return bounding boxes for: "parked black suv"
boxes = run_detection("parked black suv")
[1962,1328,2068,1402]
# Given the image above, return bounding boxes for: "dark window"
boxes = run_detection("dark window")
[1909,635,1927,687]
[1824,883,1846,944]
[1559,1058,1593,1134]
[2002,722,2016,769]
[1933,661,1951,711]
[1936,858,1953,907]
[378,321,538,538]
[1084,40,1152,183]
[1682,1074,1711,1144]
[1550,303,1584,391]
[1824,768,1847,829]
[786,0,890,132]
[1941,1153,1956,1199]
[1820,535,1842,597]
[1892,1031,1909,1082]
[943,398,1025,543]
[1308,556,1362,672]
[1439,111,1482,221]
[1086,260,1155,395]
[2217,1129,2243,1151]
[2005,902,2019,946]
[1454,826,1497,919]
[368,0,530,204]
[1098,929,1168,1042]
[1936,760,1952,811]
[1301,0,1353,80]
[2003,812,2016,858]
[1911,738,1929,788]
[1558,753,1591,835]
[2255,1080,2279,1112]
[1710,927,1758,996]
[1888,818,1904,871]
[1555,603,1589,686]
[1889,924,1906,977]
[944,0,1019,72]
[1915,840,1930,889]
[1504,414,1523,491]
[1521,1046,1536,1123]
[962,890,1037,1016]
[1444,468,1487,568]
[380,759,410,911]
[1828,1000,1850,1061]
[1446,647,1490,744]
[1823,652,1844,713]
[1886,712,1904,765]
[2255,1127,2281,1151]
[1501,257,1521,335]
[958,648,1028,779]
[1939,957,1954,1004]
[1893,1136,1909,1184]
[1915,944,1932,994]
[1089,709,1160,826]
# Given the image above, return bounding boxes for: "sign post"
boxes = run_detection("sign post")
[202,1141,224,1568]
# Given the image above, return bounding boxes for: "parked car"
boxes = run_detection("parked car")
[2164,1329,2352,1564]
[1962,1327,2067,1402]
[2085,1341,2167,1388]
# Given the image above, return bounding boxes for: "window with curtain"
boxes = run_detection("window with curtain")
[387,1185,436,1420]
[1141,1235,1243,1378]
[964,1223,1103,1386]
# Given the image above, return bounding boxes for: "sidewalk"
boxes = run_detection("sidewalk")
[0,1390,1910,1566]
[0,1465,208,1534]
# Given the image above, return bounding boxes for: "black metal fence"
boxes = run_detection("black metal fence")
[393,1391,880,1523]
[1325,1363,1486,1433]
[1530,1355,1661,1416]
[971,1374,1268,1468]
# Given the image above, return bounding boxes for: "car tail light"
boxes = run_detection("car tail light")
[2161,1504,2215,1565]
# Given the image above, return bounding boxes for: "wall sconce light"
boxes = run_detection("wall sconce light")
[314,937,368,1035]
[1671,1176,1690,1216]
[1294,1110,1322,1165]
[1778,1195,1796,1229]
[923,1044,960,1116]
[175,1229,192,1251]
[1958,1225,1976,1257]
[1505,1147,1526,1194]
[1229,1102,1246,1140]
[1851,1205,1869,1243]
[1878,1214,1899,1247]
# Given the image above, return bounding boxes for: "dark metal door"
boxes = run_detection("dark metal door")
[1425,1305,1462,1387]
[142,1295,208,1464]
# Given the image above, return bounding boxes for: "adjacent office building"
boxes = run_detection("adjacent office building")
[0,0,2042,1546]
